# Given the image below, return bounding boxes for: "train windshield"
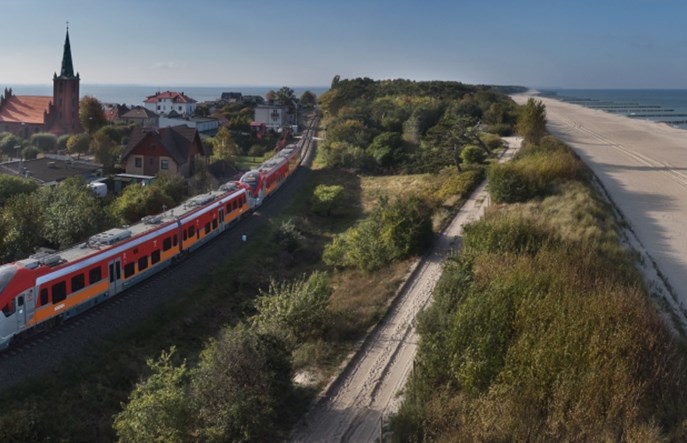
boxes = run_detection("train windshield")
[240,171,260,190]
[0,264,17,295]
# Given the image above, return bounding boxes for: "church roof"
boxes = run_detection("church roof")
[58,29,77,80]
[0,95,52,124]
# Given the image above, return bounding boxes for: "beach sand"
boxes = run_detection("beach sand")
[512,94,687,314]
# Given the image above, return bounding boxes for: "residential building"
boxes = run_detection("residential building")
[143,91,197,116]
[0,155,101,186]
[121,106,159,128]
[254,104,293,130]
[0,28,81,136]
[122,125,207,178]
[158,116,219,134]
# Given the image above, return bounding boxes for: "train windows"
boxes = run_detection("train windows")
[226,204,231,213]
[163,237,172,251]
[89,267,102,284]
[1,299,15,317]
[232,200,238,211]
[71,274,85,292]
[52,281,67,304]
[173,235,178,246]
[124,263,135,278]
[138,256,148,272]
[151,250,161,265]
[40,288,49,306]
[189,226,195,237]
[204,222,211,235]
[183,230,187,241]
[212,218,218,230]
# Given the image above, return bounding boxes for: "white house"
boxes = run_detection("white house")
[254,104,292,130]
[144,91,197,116]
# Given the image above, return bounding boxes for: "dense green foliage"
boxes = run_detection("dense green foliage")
[318,78,516,173]
[516,97,547,144]
[393,131,687,441]
[310,184,345,216]
[0,175,39,206]
[323,195,433,271]
[488,136,587,202]
[79,95,108,134]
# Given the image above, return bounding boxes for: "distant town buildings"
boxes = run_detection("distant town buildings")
[0,28,81,136]
[143,91,197,117]
[0,155,101,186]
[253,103,294,130]
[121,106,160,128]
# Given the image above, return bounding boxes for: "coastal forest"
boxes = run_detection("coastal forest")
[2,78,682,442]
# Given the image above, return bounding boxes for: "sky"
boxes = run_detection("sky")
[2,0,686,89]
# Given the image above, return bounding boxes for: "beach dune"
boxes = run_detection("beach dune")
[513,94,687,313]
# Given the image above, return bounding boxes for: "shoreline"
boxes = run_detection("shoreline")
[513,93,687,325]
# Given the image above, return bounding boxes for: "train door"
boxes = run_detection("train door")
[108,259,122,296]
[219,208,225,231]
[15,292,27,329]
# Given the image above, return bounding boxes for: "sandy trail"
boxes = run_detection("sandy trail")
[513,94,687,313]
[290,138,521,443]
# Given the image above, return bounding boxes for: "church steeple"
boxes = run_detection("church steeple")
[59,24,76,79]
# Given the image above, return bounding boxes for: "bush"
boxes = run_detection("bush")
[460,146,486,165]
[272,218,304,253]
[311,184,345,216]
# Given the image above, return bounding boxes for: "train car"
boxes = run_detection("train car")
[0,115,316,351]
[0,181,250,350]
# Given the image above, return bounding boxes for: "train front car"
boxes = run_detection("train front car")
[0,263,37,349]
[240,170,266,208]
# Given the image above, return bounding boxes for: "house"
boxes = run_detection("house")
[103,103,130,123]
[143,91,197,117]
[0,155,101,186]
[254,104,293,130]
[122,125,207,178]
[220,92,243,102]
[121,106,159,128]
[158,116,220,134]
[0,28,81,136]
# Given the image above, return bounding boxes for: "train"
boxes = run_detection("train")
[0,122,314,351]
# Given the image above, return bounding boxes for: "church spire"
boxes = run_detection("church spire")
[59,24,76,79]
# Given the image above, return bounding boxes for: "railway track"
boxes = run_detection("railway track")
[0,114,319,392]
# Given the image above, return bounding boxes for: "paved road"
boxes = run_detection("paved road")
[290,138,522,443]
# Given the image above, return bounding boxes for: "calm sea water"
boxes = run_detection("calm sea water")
[539,89,687,129]
[4,84,329,107]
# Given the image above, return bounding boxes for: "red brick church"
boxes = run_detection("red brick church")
[0,27,81,137]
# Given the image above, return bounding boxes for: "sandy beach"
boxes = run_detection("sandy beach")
[513,94,687,314]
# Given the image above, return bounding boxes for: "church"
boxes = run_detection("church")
[0,27,81,137]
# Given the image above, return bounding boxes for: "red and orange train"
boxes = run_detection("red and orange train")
[0,138,307,350]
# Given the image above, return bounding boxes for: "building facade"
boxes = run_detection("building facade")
[0,28,81,136]
[143,91,197,116]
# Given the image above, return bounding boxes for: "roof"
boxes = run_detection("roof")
[0,95,52,124]
[122,106,158,119]
[144,91,197,104]
[123,125,203,165]
[0,158,101,184]
[103,103,130,121]
[58,29,77,80]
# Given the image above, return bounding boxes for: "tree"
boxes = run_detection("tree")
[265,90,277,104]
[210,127,239,165]
[0,133,22,158]
[311,184,345,216]
[276,86,295,106]
[0,175,39,206]
[300,90,317,107]
[29,133,57,152]
[191,325,292,442]
[516,98,547,144]
[0,193,43,263]
[91,130,122,172]
[251,272,331,346]
[114,347,191,443]
[66,133,91,159]
[79,96,107,135]
[110,184,175,225]
[39,177,104,248]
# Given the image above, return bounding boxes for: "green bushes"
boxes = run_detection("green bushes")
[393,132,687,441]
[488,136,587,203]
[323,195,433,271]
[310,184,345,216]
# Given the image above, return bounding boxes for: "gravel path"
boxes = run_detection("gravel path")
[290,138,521,443]
[0,117,319,392]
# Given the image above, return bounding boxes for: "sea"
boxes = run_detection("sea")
[537,89,687,130]
[3,84,330,108]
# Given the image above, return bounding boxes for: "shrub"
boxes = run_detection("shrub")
[311,184,345,216]
[460,146,486,165]
[272,218,304,253]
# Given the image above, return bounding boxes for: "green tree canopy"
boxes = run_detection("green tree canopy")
[91,130,122,172]
[516,98,547,144]
[79,96,108,135]
[299,90,317,107]
[113,347,191,443]
[66,133,91,159]
[0,175,39,206]
[29,133,57,152]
